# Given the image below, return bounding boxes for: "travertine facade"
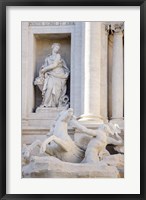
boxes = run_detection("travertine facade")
[22,21,124,144]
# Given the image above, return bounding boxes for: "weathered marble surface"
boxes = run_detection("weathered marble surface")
[22,108,124,178]
[22,155,121,178]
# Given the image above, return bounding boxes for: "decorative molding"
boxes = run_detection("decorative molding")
[111,23,124,33]
[29,21,75,26]
[105,24,110,35]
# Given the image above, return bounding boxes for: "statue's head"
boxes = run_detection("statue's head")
[51,43,61,53]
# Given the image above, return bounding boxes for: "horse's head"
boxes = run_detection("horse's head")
[101,122,121,137]
[108,122,121,135]
[98,124,114,135]
[114,124,121,134]
[58,108,74,122]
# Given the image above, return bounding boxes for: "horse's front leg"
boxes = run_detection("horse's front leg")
[40,135,70,153]
[40,135,56,154]
[40,135,70,154]
[51,136,70,152]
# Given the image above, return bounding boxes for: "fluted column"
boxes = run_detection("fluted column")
[79,22,103,123]
[111,23,124,124]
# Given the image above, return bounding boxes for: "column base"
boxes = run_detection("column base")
[78,113,103,124]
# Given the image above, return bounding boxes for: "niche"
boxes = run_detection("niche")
[34,33,71,110]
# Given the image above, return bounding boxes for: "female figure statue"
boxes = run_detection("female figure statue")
[34,43,69,108]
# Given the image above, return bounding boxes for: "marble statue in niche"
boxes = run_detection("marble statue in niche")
[34,43,70,108]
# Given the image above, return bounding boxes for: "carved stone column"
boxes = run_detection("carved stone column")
[79,22,103,123]
[111,23,124,126]
[100,24,109,122]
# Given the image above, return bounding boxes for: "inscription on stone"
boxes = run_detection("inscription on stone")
[29,21,75,26]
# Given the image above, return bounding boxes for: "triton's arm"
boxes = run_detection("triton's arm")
[70,118,98,137]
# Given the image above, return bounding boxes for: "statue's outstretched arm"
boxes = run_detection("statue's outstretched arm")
[70,118,97,137]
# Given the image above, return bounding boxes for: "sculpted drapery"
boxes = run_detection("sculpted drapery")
[34,43,69,108]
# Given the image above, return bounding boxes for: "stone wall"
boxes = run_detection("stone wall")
[22,21,124,144]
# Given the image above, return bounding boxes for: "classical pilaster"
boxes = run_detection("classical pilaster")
[22,22,29,126]
[111,23,124,127]
[108,33,114,119]
[100,24,109,122]
[79,22,103,123]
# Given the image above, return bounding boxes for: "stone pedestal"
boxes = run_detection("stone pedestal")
[36,107,65,114]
